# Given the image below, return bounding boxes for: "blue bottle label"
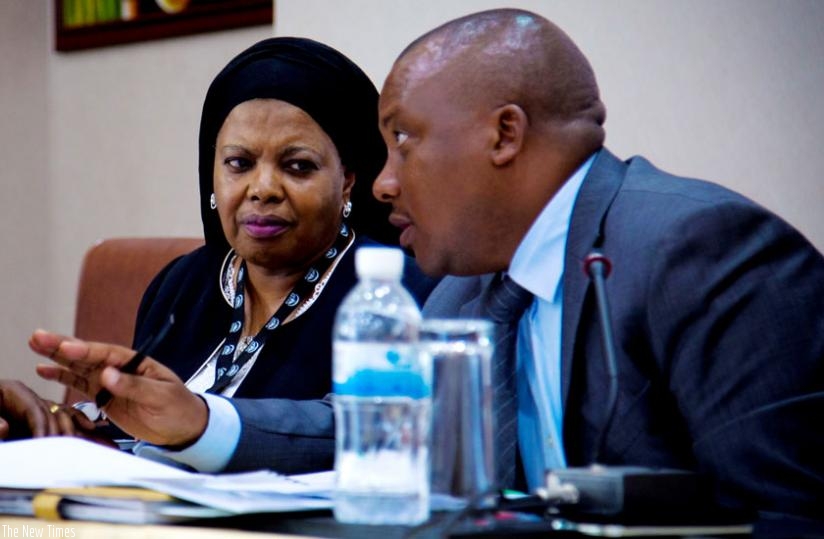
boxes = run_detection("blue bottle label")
[333,342,431,398]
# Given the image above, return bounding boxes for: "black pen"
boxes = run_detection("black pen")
[95,315,174,408]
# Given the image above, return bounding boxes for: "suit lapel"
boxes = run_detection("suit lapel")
[459,274,495,318]
[561,149,627,409]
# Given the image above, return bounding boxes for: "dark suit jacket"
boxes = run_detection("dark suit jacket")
[423,148,824,518]
[133,235,438,473]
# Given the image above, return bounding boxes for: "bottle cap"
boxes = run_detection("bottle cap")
[355,247,404,280]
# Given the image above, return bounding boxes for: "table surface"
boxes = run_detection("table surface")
[0,516,312,539]
[1,511,762,539]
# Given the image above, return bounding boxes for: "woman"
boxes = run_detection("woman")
[23,37,436,474]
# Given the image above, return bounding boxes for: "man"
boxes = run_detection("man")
[373,8,824,519]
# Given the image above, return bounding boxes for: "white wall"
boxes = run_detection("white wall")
[0,0,51,396]
[1,1,822,399]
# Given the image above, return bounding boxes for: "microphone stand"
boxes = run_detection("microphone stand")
[582,252,619,463]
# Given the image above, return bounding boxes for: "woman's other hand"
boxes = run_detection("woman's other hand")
[0,379,93,439]
[29,329,208,448]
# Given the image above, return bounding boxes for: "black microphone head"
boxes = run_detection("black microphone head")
[584,252,613,278]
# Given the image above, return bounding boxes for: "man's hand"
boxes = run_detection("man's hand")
[29,329,209,448]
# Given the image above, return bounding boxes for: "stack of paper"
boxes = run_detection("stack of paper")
[0,437,334,523]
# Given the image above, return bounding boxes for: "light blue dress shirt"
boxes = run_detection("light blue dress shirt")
[508,153,595,491]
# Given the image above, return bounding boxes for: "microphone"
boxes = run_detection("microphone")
[582,252,619,463]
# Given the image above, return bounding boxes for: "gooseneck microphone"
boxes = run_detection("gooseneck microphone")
[582,252,619,464]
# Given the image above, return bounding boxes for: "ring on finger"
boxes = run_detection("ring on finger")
[49,403,61,414]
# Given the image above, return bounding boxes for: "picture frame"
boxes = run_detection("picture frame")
[55,0,273,52]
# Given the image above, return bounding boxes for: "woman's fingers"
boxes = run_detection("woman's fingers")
[50,404,78,436]
[68,406,98,431]
[0,380,50,438]
[49,403,100,436]
[42,401,61,437]
[0,380,84,439]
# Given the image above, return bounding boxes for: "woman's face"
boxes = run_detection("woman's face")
[214,98,353,274]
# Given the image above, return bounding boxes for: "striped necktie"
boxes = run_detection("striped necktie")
[480,273,533,488]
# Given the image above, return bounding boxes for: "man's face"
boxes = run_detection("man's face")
[373,59,497,276]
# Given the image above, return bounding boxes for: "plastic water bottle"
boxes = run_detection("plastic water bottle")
[332,247,432,525]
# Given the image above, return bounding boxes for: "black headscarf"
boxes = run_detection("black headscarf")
[197,37,396,253]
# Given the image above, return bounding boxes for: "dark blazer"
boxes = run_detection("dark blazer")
[133,235,438,474]
[423,148,824,518]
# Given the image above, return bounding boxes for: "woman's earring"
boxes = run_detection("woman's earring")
[210,193,217,210]
[342,200,352,218]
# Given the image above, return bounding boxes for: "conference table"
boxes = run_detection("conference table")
[0,512,469,539]
[1,510,765,539]
[0,516,284,539]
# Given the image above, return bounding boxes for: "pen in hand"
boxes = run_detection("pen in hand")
[94,315,175,408]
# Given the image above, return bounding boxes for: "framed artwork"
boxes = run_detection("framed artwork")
[55,0,273,52]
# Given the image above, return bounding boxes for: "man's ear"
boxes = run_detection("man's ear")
[491,104,528,166]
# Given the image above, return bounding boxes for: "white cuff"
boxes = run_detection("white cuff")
[133,393,241,473]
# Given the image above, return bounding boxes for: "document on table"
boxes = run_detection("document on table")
[0,437,333,517]
[134,471,334,513]
[0,436,189,488]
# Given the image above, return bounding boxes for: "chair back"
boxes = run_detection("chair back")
[67,237,203,403]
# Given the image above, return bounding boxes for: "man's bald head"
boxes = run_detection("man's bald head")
[395,8,606,154]
[374,9,608,275]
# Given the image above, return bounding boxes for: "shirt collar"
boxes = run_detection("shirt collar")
[509,153,596,302]
[218,231,356,316]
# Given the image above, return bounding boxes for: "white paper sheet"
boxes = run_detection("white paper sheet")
[0,437,333,514]
[0,437,191,488]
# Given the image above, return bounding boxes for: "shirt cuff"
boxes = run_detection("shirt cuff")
[133,393,241,473]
